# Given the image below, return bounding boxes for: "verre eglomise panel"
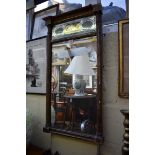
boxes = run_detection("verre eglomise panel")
[51,36,98,135]
[52,16,96,41]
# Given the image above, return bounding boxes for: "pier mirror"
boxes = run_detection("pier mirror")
[43,4,103,143]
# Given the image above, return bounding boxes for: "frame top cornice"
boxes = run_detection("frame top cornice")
[43,4,102,26]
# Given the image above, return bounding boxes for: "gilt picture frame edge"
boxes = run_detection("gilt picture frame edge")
[118,19,129,98]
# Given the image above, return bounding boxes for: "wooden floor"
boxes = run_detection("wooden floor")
[27,144,45,155]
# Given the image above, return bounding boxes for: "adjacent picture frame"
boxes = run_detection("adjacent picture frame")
[31,4,59,39]
[26,9,34,41]
[118,19,129,98]
[125,0,129,18]
[26,37,47,94]
[26,0,35,11]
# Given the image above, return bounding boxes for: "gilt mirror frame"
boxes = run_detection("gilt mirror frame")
[43,4,104,143]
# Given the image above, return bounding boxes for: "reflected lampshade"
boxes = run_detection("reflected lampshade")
[64,55,94,75]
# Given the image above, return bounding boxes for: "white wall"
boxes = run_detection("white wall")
[51,134,97,155]
[101,29,129,155]
[26,94,51,149]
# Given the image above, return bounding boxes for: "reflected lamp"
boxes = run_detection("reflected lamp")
[64,55,94,96]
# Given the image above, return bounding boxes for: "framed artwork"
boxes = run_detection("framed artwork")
[118,19,129,98]
[31,4,59,39]
[126,0,129,18]
[52,46,69,66]
[26,37,47,94]
[26,9,34,41]
[26,0,35,11]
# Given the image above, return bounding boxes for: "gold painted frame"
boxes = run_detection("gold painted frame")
[118,19,129,98]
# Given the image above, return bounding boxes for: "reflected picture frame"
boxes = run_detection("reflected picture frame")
[118,19,129,98]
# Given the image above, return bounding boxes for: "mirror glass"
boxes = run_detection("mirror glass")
[51,36,98,135]
[52,36,97,93]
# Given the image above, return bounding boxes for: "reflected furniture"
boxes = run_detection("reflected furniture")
[64,94,96,132]
[52,91,66,126]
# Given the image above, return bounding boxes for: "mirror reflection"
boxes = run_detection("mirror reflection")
[51,36,98,134]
